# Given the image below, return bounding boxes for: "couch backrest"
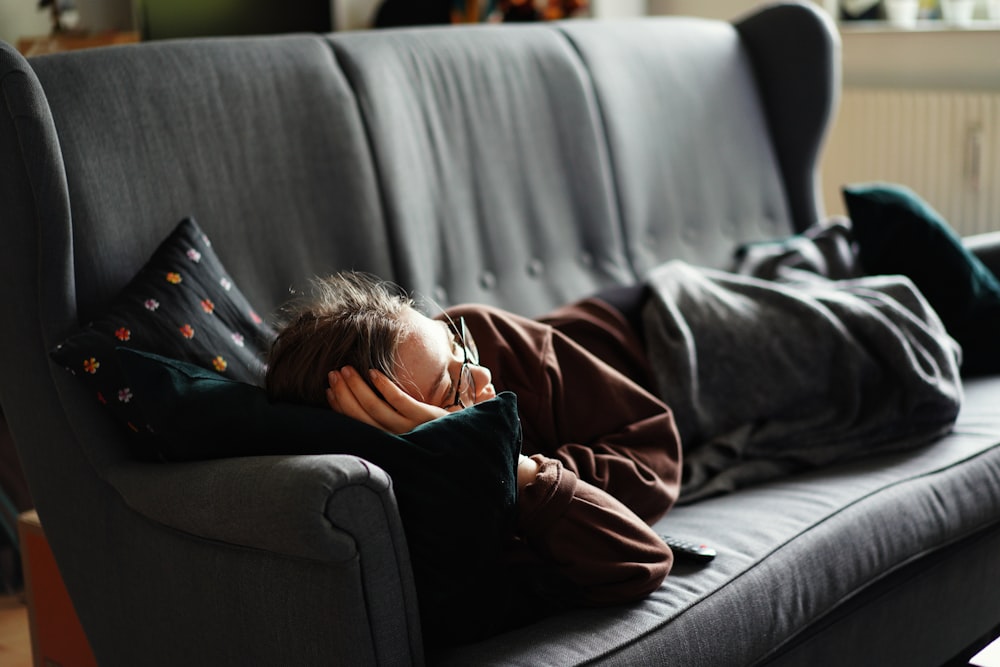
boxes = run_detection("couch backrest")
[562,15,822,275]
[330,25,634,316]
[323,5,839,314]
[8,5,838,334]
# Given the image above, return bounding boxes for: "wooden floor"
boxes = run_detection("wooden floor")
[0,593,31,667]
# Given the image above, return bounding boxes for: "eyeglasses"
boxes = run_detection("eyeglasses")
[447,316,479,409]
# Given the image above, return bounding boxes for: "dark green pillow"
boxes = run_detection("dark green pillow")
[117,347,520,646]
[843,182,1000,376]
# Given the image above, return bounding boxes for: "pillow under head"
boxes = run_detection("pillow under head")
[117,347,521,647]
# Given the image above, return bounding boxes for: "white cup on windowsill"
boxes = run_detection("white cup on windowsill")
[940,0,975,26]
[885,0,919,27]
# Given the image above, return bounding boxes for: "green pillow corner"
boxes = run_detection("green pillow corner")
[842,182,1000,376]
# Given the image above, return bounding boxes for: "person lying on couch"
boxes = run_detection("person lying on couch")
[264,250,962,632]
[265,271,681,617]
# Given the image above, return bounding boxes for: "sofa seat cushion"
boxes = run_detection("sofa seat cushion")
[432,375,1000,666]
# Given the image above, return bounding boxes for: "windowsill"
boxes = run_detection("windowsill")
[839,19,1000,33]
[836,22,1000,90]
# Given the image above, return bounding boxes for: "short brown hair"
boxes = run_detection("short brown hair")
[265,272,414,407]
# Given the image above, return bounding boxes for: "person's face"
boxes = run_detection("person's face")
[394,308,495,409]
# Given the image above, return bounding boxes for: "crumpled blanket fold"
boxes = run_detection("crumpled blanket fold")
[641,254,963,503]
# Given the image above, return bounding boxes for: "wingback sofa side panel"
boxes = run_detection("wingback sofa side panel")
[735,2,841,234]
[0,42,138,665]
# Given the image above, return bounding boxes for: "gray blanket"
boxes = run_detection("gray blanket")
[642,258,963,503]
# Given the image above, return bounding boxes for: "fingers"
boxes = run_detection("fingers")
[326,366,447,434]
[516,454,540,491]
[367,370,449,423]
[326,368,384,431]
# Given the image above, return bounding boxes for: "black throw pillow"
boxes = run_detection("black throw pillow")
[117,347,520,647]
[50,218,276,444]
[843,183,1000,376]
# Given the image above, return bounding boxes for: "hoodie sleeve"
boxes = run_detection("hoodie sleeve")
[516,455,673,606]
[443,304,682,525]
[537,323,681,524]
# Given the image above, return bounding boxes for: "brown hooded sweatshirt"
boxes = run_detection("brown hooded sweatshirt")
[441,297,682,609]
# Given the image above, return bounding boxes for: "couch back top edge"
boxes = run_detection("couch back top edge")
[19,4,832,329]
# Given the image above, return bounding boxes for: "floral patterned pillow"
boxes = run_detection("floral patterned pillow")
[50,217,275,446]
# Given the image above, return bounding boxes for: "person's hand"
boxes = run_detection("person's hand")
[517,454,540,491]
[326,366,453,434]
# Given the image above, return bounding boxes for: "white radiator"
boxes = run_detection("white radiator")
[821,88,1000,236]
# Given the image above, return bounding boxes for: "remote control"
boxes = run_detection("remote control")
[660,535,716,563]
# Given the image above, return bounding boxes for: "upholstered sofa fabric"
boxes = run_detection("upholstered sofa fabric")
[436,376,1000,665]
[1,3,998,666]
[330,25,634,316]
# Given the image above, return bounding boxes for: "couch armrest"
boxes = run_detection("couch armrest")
[108,454,397,560]
[106,453,425,665]
[964,230,1000,278]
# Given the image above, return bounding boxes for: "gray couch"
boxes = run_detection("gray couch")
[2,2,999,665]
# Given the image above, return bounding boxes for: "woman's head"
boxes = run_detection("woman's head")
[266,272,495,410]
[265,272,413,407]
